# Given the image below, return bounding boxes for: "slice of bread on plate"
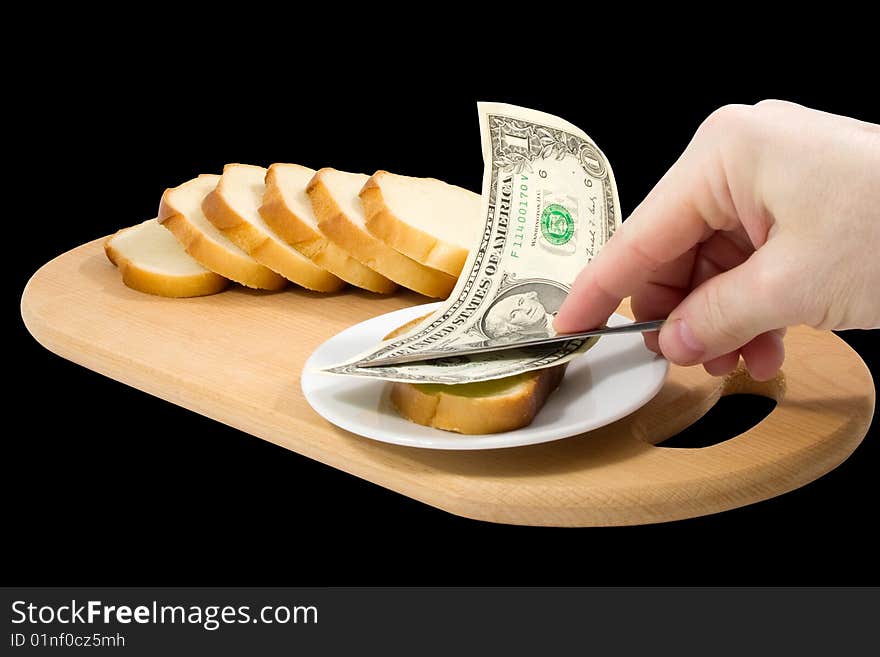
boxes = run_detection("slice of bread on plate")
[158,175,287,290]
[307,168,457,299]
[202,164,344,292]
[259,163,396,294]
[105,219,229,297]
[361,170,481,277]
[383,315,567,434]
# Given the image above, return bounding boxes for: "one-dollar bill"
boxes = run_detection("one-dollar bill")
[321,102,621,384]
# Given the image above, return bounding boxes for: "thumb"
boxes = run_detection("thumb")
[659,248,794,365]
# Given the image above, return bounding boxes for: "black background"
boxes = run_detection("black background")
[8,28,878,585]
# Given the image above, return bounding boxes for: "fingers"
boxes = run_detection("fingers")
[741,330,785,381]
[555,108,762,334]
[703,351,740,376]
[700,329,786,379]
[658,247,793,365]
[631,280,689,353]
[631,236,750,355]
[554,156,726,333]
[555,103,801,378]
[554,197,711,332]
[689,229,753,288]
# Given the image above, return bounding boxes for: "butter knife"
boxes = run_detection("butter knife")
[353,318,665,368]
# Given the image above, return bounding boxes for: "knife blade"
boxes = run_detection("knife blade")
[353,319,665,368]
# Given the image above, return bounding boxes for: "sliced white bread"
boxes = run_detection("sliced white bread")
[105,219,229,297]
[361,170,481,276]
[383,315,567,434]
[307,168,457,299]
[390,368,567,434]
[259,163,396,294]
[202,164,344,292]
[158,175,287,290]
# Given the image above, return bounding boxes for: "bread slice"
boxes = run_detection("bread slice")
[307,168,457,298]
[158,175,287,290]
[105,219,229,297]
[383,315,567,434]
[202,164,344,292]
[259,163,396,294]
[361,170,481,276]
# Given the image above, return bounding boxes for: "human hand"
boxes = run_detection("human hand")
[555,100,880,380]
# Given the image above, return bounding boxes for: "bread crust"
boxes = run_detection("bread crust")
[361,170,470,277]
[259,165,397,294]
[158,176,287,290]
[382,313,430,339]
[383,314,567,434]
[104,225,229,298]
[202,166,344,293]
[307,168,457,299]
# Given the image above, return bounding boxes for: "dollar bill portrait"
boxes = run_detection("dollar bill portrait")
[480,280,569,341]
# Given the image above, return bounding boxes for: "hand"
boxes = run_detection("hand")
[555,100,880,380]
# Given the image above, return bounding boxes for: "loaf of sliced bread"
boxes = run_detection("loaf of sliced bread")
[105,219,229,297]
[202,164,344,292]
[158,175,287,290]
[307,168,457,299]
[259,163,396,294]
[383,315,567,434]
[361,171,481,276]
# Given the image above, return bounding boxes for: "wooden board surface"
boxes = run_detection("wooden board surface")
[21,238,876,526]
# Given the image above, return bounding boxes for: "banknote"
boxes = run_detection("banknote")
[321,102,621,384]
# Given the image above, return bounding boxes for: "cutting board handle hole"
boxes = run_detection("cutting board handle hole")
[657,393,777,449]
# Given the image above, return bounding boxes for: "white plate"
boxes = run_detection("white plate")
[301,303,668,450]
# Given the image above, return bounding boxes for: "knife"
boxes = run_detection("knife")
[353,318,665,368]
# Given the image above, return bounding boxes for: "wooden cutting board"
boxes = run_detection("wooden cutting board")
[21,238,875,526]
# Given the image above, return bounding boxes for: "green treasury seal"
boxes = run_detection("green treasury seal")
[540,203,575,245]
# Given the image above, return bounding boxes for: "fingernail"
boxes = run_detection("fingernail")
[677,320,704,354]
[662,319,705,363]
